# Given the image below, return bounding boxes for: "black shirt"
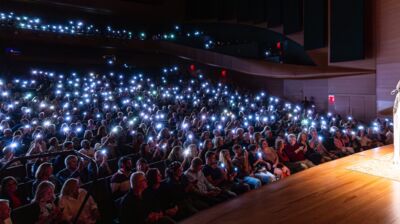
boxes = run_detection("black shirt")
[119,190,150,224]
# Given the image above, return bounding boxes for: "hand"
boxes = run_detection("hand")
[147,212,161,222]
[165,206,178,216]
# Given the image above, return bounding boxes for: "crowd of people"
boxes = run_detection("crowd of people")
[0,65,393,223]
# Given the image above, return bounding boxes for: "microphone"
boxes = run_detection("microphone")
[391,89,398,95]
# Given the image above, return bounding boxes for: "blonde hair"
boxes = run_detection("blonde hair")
[60,178,79,197]
[33,181,55,203]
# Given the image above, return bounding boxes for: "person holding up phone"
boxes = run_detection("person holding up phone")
[283,134,315,169]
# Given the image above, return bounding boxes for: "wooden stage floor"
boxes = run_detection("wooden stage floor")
[181,145,400,224]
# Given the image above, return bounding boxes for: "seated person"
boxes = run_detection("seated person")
[283,134,315,169]
[184,157,228,205]
[89,150,112,178]
[246,144,276,184]
[110,156,132,198]
[232,144,262,190]
[144,168,180,221]
[79,139,95,158]
[0,176,28,209]
[29,181,63,223]
[164,161,205,215]
[58,178,99,224]
[136,158,149,174]
[202,151,236,197]
[32,162,61,196]
[56,155,89,184]
[0,145,21,168]
[119,171,176,224]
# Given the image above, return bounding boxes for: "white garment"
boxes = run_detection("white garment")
[394,110,400,165]
[58,189,98,224]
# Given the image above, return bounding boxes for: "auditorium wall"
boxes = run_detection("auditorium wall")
[376,0,400,115]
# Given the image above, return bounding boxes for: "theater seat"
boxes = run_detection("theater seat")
[11,203,37,224]
[0,165,27,182]
[82,177,117,223]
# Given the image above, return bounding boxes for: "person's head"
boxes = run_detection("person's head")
[205,151,217,165]
[203,139,213,150]
[232,144,242,156]
[136,158,148,173]
[80,139,90,149]
[213,136,223,148]
[63,141,74,150]
[94,150,108,163]
[35,162,53,180]
[297,132,308,143]
[33,181,55,203]
[247,144,257,153]
[166,161,183,179]
[168,146,183,161]
[2,146,13,159]
[60,178,80,199]
[190,157,203,172]
[0,176,17,195]
[275,139,285,150]
[118,156,132,171]
[65,155,79,170]
[219,149,231,162]
[287,134,297,145]
[130,171,147,194]
[259,138,268,149]
[145,168,162,188]
[334,130,342,138]
[0,199,10,221]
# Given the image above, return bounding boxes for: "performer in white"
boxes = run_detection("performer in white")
[391,81,400,165]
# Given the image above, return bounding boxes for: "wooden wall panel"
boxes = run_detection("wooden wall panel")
[376,0,400,114]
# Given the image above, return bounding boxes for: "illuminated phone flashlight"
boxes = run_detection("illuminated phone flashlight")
[234,167,238,172]
[10,142,18,149]
[43,121,51,127]
[257,152,262,158]
[76,127,82,133]
[318,136,323,141]
[188,134,193,140]
[112,127,118,133]
[184,149,190,156]
[63,127,70,133]
[182,123,188,129]
[348,116,352,121]
[351,131,356,135]
[101,149,107,155]
[373,127,379,131]
[35,133,42,139]
[358,126,364,130]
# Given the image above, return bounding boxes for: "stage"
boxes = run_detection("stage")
[181,145,400,224]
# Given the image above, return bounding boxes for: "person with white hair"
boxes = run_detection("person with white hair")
[119,172,176,224]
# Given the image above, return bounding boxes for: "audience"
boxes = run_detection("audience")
[0,65,392,223]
